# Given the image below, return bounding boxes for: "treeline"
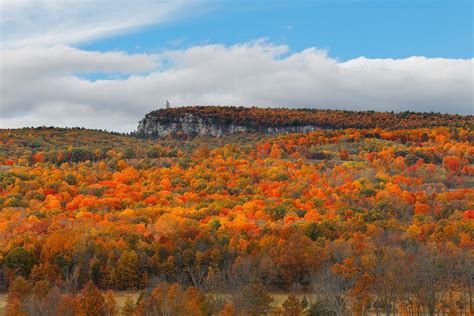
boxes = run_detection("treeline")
[3,239,472,315]
[0,126,473,315]
[141,106,473,131]
[5,277,309,316]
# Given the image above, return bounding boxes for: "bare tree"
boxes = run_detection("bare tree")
[311,265,353,316]
[370,247,404,316]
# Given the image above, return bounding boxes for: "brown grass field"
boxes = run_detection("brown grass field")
[0,293,6,316]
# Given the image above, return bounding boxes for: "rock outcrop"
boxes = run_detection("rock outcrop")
[136,105,474,138]
[137,109,320,137]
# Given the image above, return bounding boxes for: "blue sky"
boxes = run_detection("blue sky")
[1,0,472,131]
[79,1,473,60]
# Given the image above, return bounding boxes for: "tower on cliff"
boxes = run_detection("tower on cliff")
[165,100,171,109]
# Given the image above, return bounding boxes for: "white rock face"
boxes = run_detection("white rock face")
[137,113,320,137]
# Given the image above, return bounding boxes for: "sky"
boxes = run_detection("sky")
[0,0,473,132]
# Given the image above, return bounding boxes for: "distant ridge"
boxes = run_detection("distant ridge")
[136,106,473,138]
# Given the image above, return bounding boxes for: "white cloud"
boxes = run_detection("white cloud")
[0,0,205,48]
[2,45,157,77]
[1,42,472,132]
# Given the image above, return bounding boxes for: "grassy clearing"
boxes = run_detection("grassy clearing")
[113,292,141,309]
[0,292,7,316]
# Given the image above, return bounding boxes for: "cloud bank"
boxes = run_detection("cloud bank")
[1,42,472,132]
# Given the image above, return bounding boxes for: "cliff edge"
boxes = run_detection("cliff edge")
[136,106,473,138]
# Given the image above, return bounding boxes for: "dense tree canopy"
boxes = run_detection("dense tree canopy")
[0,120,473,315]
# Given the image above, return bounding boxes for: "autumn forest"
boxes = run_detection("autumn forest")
[0,108,473,316]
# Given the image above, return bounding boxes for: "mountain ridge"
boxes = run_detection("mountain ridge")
[136,106,473,138]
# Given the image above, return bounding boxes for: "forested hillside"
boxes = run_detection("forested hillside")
[0,120,473,315]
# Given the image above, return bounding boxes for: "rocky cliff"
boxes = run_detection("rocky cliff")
[136,106,473,138]
[137,111,320,137]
